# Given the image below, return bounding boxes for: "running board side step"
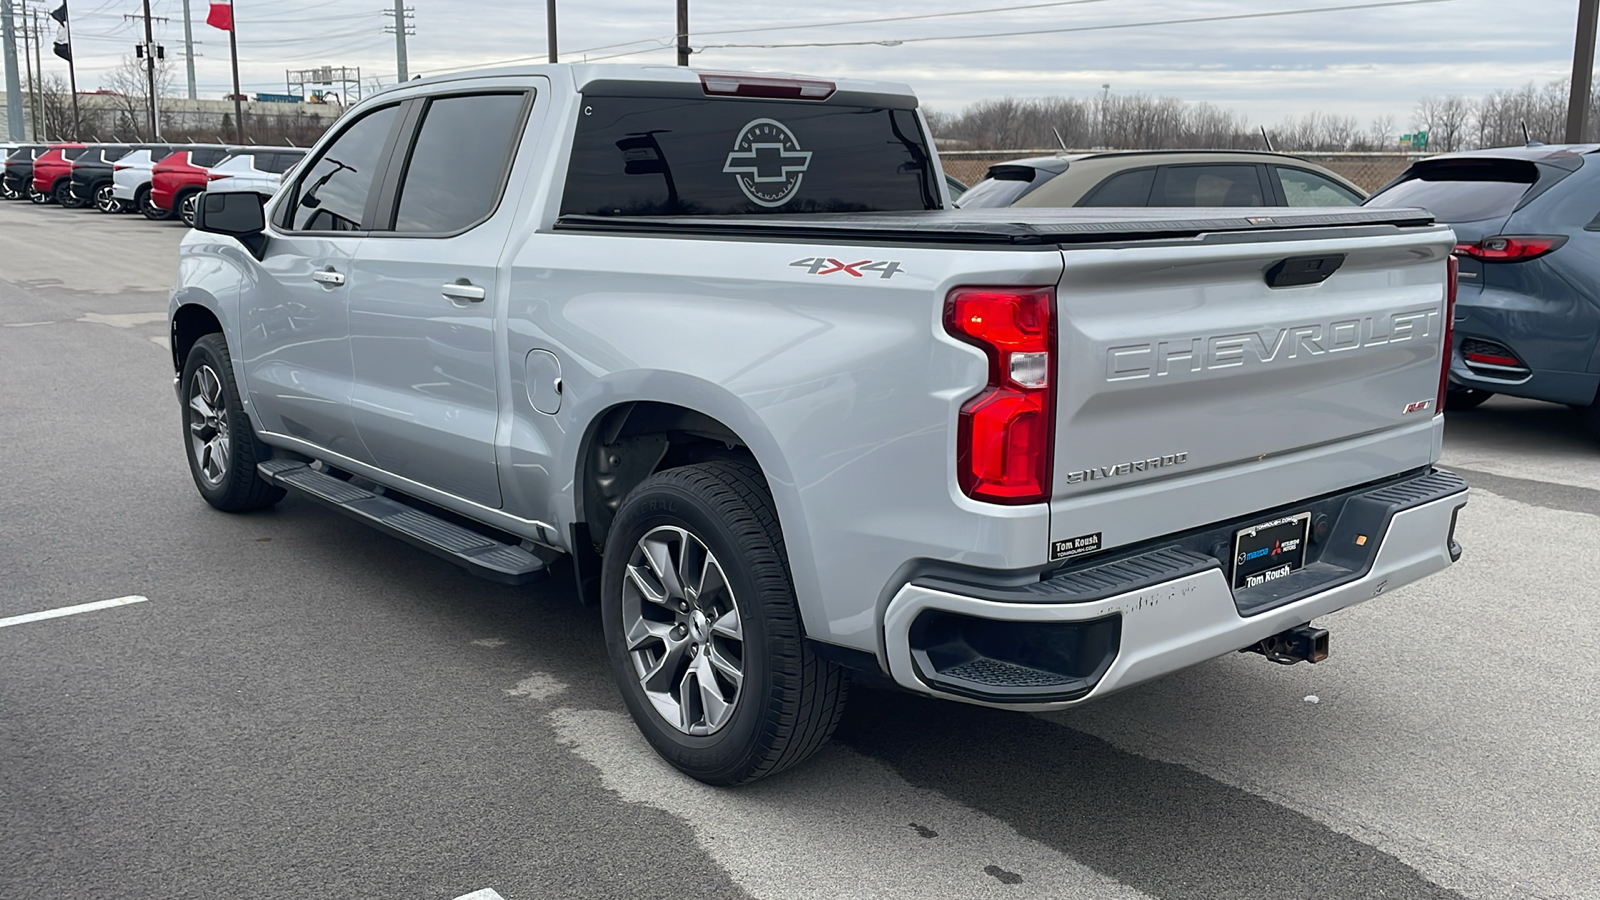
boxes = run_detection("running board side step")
[257,460,553,585]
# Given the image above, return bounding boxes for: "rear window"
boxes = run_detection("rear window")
[1366,159,1538,222]
[7,146,36,161]
[955,173,1042,208]
[190,148,230,167]
[560,96,937,216]
[1079,168,1157,206]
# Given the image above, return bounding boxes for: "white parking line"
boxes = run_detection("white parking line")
[451,890,506,900]
[0,595,150,629]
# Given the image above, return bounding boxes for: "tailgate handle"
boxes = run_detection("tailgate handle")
[1265,254,1346,289]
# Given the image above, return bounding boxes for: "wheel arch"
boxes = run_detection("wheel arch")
[171,302,224,373]
[566,391,816,623]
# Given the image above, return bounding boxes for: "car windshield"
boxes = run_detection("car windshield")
[1365,159,1538,222]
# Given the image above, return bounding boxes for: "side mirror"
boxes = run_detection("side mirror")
[193,190,265,237]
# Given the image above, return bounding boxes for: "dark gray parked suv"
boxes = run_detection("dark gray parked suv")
[1367,145,1600,423]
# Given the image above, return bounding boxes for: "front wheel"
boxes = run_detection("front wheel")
[94,183,123,213]
[0,180,19,201]
[601,462,848,785]
[54,181,79,208]
[28,184,49,204]
[140,186,172,220]
[180,333,286,512]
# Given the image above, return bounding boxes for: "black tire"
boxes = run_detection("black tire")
[94,182,123,214]
[1445,387,1493,411]
[139,185,171,220]
[53,180,79,208]
[180,333,286,512]
[601,461,848,785]
[0,179,19,201]
[29,184,50,204]
[177,190,201,227]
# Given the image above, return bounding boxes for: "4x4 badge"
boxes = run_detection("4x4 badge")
[723,118,813,208]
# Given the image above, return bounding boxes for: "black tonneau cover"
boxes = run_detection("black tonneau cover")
[556,206,1435,246]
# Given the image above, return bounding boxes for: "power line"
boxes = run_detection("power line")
[694,0,1460,51]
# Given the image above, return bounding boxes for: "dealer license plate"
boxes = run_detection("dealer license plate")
[1231,512,1311,589]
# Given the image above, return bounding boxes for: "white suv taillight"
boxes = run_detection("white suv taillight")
[1438,255,1458,416]
[943,287,1056,504]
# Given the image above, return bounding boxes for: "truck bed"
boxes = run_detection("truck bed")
[555,206,1435,245]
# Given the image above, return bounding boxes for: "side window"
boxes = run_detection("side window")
[1078,168,1156,206]
[1276,167,1362,207]
[391,92,528,234]
[1154,165,1267,207]
[191,148,229,167]
[285,104,401,232]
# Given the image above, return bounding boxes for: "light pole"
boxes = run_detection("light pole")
[546,0,556,63]
[1566,0,1599,142]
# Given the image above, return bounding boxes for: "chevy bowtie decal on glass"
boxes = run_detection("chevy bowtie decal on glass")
[723,118,813,207]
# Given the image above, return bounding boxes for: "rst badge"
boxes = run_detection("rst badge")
[790,257,905,279]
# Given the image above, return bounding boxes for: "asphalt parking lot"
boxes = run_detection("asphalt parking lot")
[2,198,1597,900]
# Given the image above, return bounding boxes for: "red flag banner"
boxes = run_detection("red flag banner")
[206,0,233,31]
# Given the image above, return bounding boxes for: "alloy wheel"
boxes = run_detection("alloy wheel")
[187,365,231,487]
[95,184,122,213]
[621,525,746,736]
[179,193,199,226]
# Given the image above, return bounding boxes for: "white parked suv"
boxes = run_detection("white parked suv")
[112,145,187,216]
[204,148,306,198]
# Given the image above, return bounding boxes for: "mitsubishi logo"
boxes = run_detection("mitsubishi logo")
[723,117,813,208]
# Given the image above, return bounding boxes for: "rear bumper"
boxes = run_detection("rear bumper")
[881,470,1467,711]
[1450,290,1600,406]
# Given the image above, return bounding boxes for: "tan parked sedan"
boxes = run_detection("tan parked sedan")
[955,150,1366,209]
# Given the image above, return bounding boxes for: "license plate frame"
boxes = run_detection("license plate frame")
[1231,512,1312,590]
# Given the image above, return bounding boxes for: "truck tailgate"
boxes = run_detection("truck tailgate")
[1049,224,1455,556]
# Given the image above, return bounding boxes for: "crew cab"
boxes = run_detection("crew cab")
[170,64,1468,785]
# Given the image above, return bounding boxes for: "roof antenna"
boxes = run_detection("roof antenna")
[1260,125,1275,152]
[1522,121,1532,145]
[1051,126,1068,153]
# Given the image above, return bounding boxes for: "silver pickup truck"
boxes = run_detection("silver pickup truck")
[169,64,1468,784]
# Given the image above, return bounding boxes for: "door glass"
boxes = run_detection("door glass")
[392,93,527,233]
[1079,168,1157,206]
[1155,165,1265,206]
[191,148,230,167]
[287,104,400,231]
[1277,168,1362,206]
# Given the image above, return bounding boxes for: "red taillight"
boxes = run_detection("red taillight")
[944,287,1055,504]
[113,164,130,171]
[1438,255,1458,416]
[699,72,836,100]
[207,172,226,181]
[1452,235,1566,262]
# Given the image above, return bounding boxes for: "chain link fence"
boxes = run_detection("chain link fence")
[938,150,1433,195]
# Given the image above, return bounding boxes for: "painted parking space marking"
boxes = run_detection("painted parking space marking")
[0,595,149,629]
[451,890,506,900]
[77,312,167,328]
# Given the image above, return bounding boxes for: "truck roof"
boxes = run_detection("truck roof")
[374,63,918,106]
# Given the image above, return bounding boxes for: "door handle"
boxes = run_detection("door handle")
[441,280,486,303]
[311,267,345,287]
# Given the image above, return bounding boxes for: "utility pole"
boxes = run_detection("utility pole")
[140,0,157,138]
[676,0,688,66]
[1566,0,1600,142]
[20,6,36,139]
[180,0,195,99]
[1,0,22,140]
[29,7,42,138]
[546,0,556,63]
[227,19,241,140]
[383,0,411,81]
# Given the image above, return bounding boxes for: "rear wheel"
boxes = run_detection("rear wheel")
[1445,386,1493,411]
[53,181,79,208]
[0,179,19,201]
[139,185,171,220]
[180,333,286,512]
[94,183,123,213]
[177,191,201,226]
[601,461,849,785]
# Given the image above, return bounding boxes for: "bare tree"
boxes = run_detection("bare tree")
[100,56,174,141]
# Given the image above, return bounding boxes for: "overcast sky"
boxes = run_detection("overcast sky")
[35,0,1589,127]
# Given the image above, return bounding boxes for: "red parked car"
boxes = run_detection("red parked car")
[148,145,234,224]
[30,142,88,205]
